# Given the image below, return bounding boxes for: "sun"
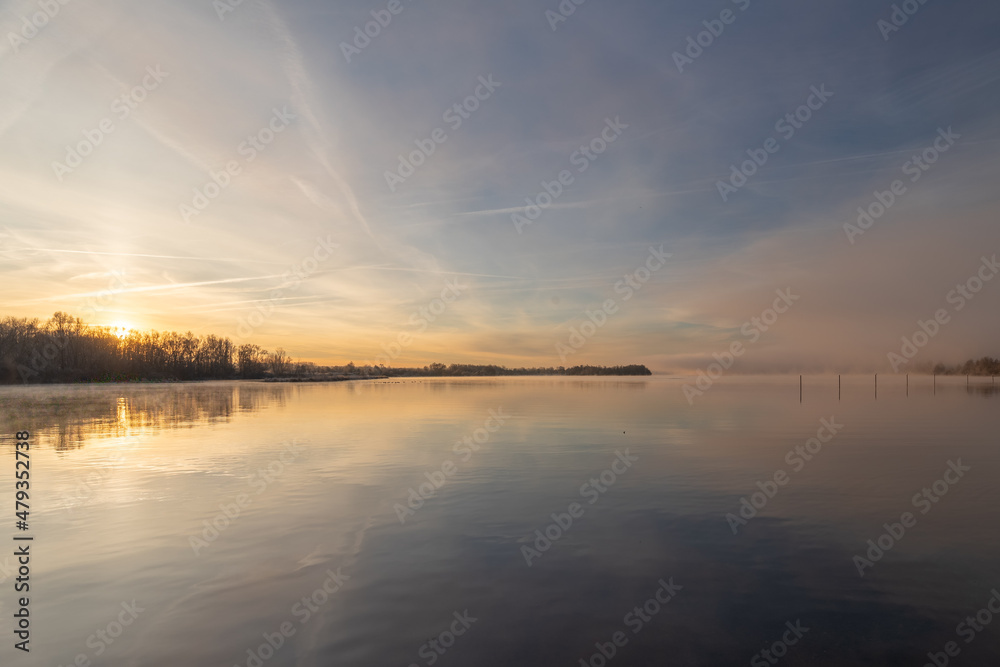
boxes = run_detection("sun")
[110,321,134,339]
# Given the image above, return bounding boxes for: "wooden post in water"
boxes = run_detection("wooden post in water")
[875,373,877,400]
[933,373,936,395]
[799,375,802,403]
[906,374,909,397]
[838,375,841,401]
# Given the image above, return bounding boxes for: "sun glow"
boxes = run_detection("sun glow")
[110,321,133,339]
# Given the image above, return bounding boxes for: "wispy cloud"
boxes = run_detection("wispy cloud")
[0,0,998,370]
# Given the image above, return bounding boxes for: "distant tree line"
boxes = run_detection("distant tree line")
[0,313,294,384]
[0,313,653,384]
[931,357,1000,376]
[366,363,653,377]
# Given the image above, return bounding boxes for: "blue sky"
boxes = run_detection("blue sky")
[1,0,999,371]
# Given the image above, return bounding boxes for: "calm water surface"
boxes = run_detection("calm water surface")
[1,376,998,666]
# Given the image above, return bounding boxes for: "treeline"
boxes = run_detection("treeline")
[0,313,653,384]
[563,364,652,376]
[368,363,653,377]
[931,357,1000,376]
[0,313,297,384]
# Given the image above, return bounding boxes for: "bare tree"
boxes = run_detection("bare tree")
[268,348,291,377]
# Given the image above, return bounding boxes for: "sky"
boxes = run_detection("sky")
[0,0,998,373]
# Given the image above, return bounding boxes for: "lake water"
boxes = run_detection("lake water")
[1,376,998,666]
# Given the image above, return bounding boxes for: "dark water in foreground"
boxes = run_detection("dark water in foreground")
[1,376,998,666]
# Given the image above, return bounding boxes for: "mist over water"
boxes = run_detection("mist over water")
[2,376,998,665]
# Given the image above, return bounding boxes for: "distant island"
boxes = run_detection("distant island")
[0,312,650,384]
[333,363,653,379]
[923,357,1000,376]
